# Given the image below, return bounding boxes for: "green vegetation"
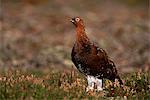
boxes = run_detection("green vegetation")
[0,69,149,99]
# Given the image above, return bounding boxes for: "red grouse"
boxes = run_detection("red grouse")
[70,17,123,92]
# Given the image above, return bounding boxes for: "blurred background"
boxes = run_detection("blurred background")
[0,0,149,73]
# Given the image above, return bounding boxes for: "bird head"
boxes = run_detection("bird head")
[70,17,84,27]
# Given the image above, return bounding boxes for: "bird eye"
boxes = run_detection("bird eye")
[75,18,80,22]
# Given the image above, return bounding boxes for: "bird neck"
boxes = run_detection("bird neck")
[76,26,90,45]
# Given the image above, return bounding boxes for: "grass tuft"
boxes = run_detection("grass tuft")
[0,69,149,99]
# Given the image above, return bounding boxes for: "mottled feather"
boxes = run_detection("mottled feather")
[70,17,123,85]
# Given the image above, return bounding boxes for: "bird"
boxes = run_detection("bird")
[70,17,123,92]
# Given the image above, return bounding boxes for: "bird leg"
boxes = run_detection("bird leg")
[86,76,103,92]
[95,78,103,91]
[86,75,95,92]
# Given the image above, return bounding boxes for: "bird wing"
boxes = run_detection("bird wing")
[90,43,108,63]
[86,43,117,76]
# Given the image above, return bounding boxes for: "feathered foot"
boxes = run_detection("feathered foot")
[86,75,103,92]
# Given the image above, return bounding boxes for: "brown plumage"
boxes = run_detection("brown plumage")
[70,17,123,91]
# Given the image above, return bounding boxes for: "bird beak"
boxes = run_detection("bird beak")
[70,18,75,23]
[70,18,77,27]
